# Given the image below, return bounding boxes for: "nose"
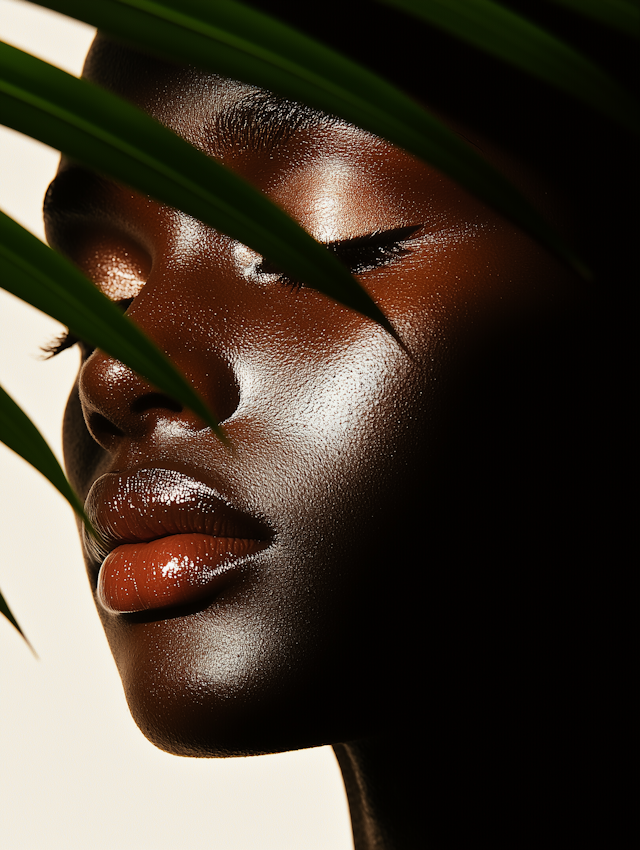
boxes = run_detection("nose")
[77,237,241,453]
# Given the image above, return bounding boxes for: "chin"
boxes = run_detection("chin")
[119,659,385,758]
[98,575,400,758]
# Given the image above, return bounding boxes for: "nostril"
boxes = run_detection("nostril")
[79,349,241,443]
[130,393,182,416]
[88,412,125,440]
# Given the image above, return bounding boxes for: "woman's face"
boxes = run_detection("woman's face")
[46,39,573,757]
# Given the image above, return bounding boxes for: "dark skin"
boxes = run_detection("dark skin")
[45,37,580,848]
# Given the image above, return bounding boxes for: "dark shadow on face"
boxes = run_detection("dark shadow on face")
[48,35,585,759]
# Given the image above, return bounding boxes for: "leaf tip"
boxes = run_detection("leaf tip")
[0,592,38,657]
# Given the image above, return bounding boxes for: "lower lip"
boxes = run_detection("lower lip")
[97,533,265,614]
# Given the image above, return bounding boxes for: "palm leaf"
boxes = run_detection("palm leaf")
[379,0,638,135]
[0,375,93,651]
[0,41,389,331]
[0,586,34,652]
[0,377,89,650]
[0,208,224,435]
[4,0,626,637]
[547,0,639,38]
[30,0,589,277]
[0,381,88,524]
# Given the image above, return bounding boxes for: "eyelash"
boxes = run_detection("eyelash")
[41,298,134,360]
[256,224,422,290]
[41,330,88,360]
[43,226,421,357]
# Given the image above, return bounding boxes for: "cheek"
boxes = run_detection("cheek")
[235,315,438,517]
[369,226,574,369]
[63,190,573,758]
[89,330,434,756]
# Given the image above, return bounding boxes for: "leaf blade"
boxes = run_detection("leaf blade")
[28,0,591,277]
[0,209,225,435]
[0,380,89,525]
[0,39,390,330]
[0,588,34,652]
[378,0,638,133]
[0,378,92,651]
[547,0,639,39]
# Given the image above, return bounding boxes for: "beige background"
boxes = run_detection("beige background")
[0,2,352,847]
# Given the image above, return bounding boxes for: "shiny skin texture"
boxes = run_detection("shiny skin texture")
[48,38,575,757]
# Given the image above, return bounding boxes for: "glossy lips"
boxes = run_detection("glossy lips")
[84,469,269,614]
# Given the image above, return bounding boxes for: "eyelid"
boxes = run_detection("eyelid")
[256,223,423,279]
[324,223,423,252]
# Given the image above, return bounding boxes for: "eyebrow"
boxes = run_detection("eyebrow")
[43,92,341,225]
[207,90,338,158]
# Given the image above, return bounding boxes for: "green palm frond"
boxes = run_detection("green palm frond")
[30,0,591,275]
[0,208,224,436]
[547,0,639,38]
[1,0,635,638]
[379,0,638,134]
[0,586,34,651]
[0,41,388,329]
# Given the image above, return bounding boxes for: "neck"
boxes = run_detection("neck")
[333,721,546,848]
[333,738,423,850]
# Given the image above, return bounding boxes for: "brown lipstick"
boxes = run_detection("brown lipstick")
[84,468,268,614]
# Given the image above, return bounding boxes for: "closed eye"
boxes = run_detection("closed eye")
[329,224,422,274]
[44,225,423,358]
[256,224,422,290]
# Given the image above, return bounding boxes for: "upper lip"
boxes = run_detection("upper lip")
[84,468,269,568]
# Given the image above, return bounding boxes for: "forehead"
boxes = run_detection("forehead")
[83,36,338,152]
[80,39,445,243]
